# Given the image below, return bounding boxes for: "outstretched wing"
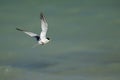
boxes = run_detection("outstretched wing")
[16,28,39,41]
[40,13,48,40]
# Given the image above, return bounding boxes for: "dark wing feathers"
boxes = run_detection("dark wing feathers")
[16,28,40,41]
[16,28,24,31]
[40,13,47,22]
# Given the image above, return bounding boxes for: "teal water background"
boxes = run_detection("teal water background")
[0,0,120,80]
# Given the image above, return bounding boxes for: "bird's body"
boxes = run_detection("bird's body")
[16,13,50,45]
[38,38,49,45]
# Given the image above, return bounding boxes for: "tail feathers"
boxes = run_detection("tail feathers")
[16,28,24,31]
[32,43,39,48]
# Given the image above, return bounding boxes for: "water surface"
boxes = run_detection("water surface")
[0,0,120,80]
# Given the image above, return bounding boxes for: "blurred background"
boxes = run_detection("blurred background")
[0,0,120,80]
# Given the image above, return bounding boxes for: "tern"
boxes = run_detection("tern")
[16,13,50,46]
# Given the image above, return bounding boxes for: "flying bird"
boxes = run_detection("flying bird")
[16,13,50,46]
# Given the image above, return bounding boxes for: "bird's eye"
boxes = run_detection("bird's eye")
[47,37,50,40]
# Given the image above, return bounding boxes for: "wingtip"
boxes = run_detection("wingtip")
[40,12,44,19]
[16,28,24,31]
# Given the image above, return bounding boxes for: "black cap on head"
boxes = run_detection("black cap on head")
[47,37,50,40]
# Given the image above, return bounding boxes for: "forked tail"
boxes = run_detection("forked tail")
[32,43,40,48]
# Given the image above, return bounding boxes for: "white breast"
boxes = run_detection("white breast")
[38,39,49,45]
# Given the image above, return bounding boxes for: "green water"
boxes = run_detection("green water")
[0,0,120,80]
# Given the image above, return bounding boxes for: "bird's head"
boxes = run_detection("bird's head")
[47,37,50,40]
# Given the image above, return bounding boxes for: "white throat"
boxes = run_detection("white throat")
[38,39,50,45]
